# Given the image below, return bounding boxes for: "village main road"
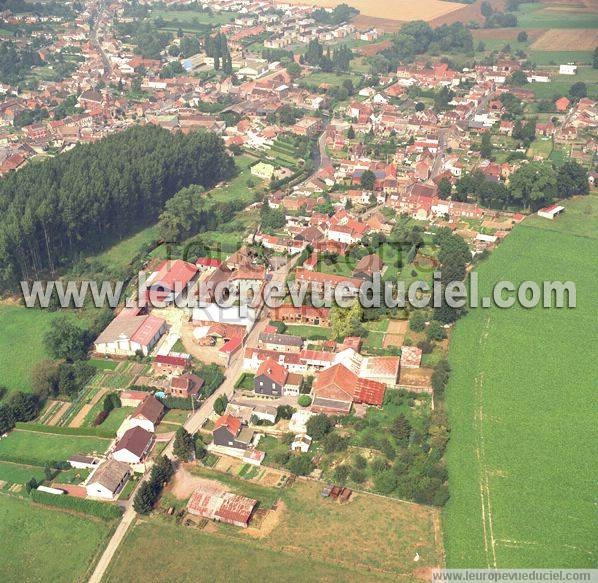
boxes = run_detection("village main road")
[88,258,295,583]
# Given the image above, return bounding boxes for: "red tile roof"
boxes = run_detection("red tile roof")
[256,358,288,386]
[214,414,242,436]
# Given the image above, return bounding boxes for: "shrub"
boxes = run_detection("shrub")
[31,489,122,520]
[297,395,312,407]
[94,410,109,426]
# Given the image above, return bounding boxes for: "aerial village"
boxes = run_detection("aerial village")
[0,0,595,548]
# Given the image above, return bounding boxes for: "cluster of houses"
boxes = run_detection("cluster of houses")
[76,392,166,500]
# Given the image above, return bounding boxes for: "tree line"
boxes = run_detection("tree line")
[0,125,235,292]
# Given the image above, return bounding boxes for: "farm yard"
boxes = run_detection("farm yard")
[105,480,442,582]
[0,495,114,583]
[443,193,598,567]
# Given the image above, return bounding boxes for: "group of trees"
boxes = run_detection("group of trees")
[0,125,234,292]
[158,184,246,241]
[133,455,174,514]
[311,3,358,25]
[204,32,232,74]
[481,2,518,28]
[332,391,450,506]
[301,39,354,73]
[173,426,205,460]
[0,41,44,85]
[451,160,589,211]
[330,302,365,340]
[380,21,473,70]
[0,391,42,434]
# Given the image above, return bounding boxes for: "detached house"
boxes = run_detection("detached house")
[86,459,130,500]
[113,426,154,464]
[254,358,288,397]
[213,414,255,450]
[117,394,164,437]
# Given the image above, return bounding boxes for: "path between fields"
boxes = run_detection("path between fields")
[47,402,71,426]
[70,388,108,428]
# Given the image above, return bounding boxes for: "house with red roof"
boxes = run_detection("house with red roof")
[213,414,255,450]
[254,358,288,397]
[94,314,167,357]
[311,363,386,415]
[147,259,198,305]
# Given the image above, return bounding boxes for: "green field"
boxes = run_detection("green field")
[92,224,158,272]
[0,495,112,583]
[528,51,594,66]
[301,71,362,88]
[0,461,45,484]
[0,429,111,466]
[443,193,598,567]
[151,8,239,32]
[0,305,93,395]
[515,3,598,28]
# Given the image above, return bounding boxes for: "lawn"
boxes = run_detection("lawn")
[151,8,239,31]
[207,154,262,204]
[284,324,333,340]
[526,137,553,159]
[514,2,598,28]
[0,305,92,395]
[0,429,111,466]
[0,495,113,583]
[443,193,598,567]
[105,480,442,582]
[96,406,134,434]
[91,224,158,273]
[301,71,362,88]
[0,460,45,484]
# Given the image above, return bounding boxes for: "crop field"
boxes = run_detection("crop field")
[443,193,598,567]
[0,428,111,466]
[530,28,598,51]
[281,0,463,22]
[106,481,442,582]
[0,495,112,583]
[0,305,93,395]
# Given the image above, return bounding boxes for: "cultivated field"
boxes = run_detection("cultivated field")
[531,28,598,50]
[0,495,113,583]
[443,193,598,567]
[106,480,443,581]
[281,0,463,22]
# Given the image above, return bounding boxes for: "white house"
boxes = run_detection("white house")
[559,64,577,75]
[86,459,130,500]
[291,434,312,453]
[117,395,164,437]
[112,426,154,464]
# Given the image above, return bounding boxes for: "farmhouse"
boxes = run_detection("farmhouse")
[86,459,130,500]
[187,484,257,528]
[146,259,198,305]
[312,363,386,415]
[112,426,154,464]
[94,314,167,357]
[257,332,303,353]
[117,395,164,436]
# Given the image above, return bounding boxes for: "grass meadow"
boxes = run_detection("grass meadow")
[0,305,94,396]
[442,193,598,567]
[0,429,111,466]
[0,495,112,583]
[514,3,598,29]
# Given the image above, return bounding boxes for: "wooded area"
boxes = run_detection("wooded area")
[0,125,234,292]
